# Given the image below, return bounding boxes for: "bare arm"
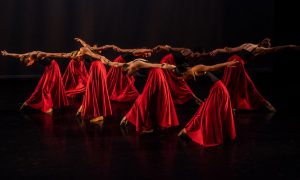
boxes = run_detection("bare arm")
[134,60,176,70]
[194,60,238,73]
[210,44,245,56]
[254,45,300,56]
[191,52,211,59]
[1,50,31,58]
[36,51,77,59]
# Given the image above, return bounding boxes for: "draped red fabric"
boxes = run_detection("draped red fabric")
[106,55,139,102]
[81,61,112,121]
[222,55,268,110]
[125,68,179,132]
[160,54,194,104]
[62,59,89,99]
[25,60,69,112]
[185,81,236,147]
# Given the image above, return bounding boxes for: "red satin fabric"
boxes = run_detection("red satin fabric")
[62,59,89,99]
[106,55,139,102]
[222,55,268,110]
[125,68,179,132]
[160,54,194,104]
[25,60,69,112]
[185,81,236,147]
[81,61,112,121]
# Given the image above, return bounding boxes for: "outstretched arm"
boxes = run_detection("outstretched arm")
[210,44,245,56]
[194,60,238,73]
[254,45,300,56]
[153,45,191,53]
[133,59,176,70]
[190,52,211,59]
[36,51,78,59]
[1,50,31,58]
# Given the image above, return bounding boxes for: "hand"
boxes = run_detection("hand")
[153,45,170,53]
[209,49,219,56]
[108,61,122,67]
[162,63,176,70]
[227,60,239,67]
[1,50,8,56]
[74,37,83,43]
[112,45,120,52]
[79,47,91,54]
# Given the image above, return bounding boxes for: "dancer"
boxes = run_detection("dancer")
[1,50,78,113]
[153,45,210,104]
[209,38,282,111]
[72,45,112,123]
[177,60,238,147]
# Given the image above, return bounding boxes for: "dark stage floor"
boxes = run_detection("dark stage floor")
[0,76,299,180]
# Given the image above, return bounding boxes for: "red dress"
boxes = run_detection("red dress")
[106,55,139,102]
[25,60,69,112]
[160,54,195,104]
[125,68,179,132]
[80,60,112,121]
[62,59,88,100]
[185,80,236,147]
[222,55,269,110]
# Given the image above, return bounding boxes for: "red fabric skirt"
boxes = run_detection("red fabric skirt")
[222,55,268,110]
[125,68,179,132]
[185,81,236,147]
[25,60,69,112]
[81,61,112,121]
[62,59,88,99]
[160,54,194,104]
[106,55,139,102]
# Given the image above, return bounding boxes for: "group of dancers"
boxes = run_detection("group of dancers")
[2,37,299,147]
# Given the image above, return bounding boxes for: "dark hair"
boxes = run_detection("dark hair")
[122,53,135,62]
[173,62,190,76]
[20,56,29,65]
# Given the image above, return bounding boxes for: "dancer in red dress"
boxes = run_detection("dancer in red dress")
[73,45,112,123]
[112,58,178,133]
[1,50,77,114]
[177,60,239,147]
[153,45,210,105]
[210,38,300,111]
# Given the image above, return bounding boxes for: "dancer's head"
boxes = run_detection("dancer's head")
[173,62,190,78]
[20,55,35,66]
[258,38,271,48]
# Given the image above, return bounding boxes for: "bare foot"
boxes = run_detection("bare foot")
[45,108,53,115]
[76,105,83,116]
[265,101,276,112]
[141,129,154,134]
[120,116,128,126]
[20,102,28,110]
[90,116,104,124]
[178,128,187,137]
